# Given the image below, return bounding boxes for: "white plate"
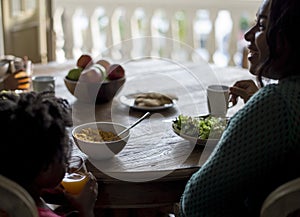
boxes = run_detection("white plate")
[172,123,213,146]
[171,115,226,146]
[119,93,176,111]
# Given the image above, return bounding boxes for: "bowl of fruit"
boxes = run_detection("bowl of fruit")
[64,54,126,103]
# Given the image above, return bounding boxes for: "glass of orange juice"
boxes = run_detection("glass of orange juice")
[61,156,88,194]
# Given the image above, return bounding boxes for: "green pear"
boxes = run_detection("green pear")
[67,68,83,81]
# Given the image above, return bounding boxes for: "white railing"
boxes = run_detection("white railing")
[52,0,260,67]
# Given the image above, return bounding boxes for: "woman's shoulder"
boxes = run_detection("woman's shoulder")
[231,81,295,122]
[250,76,299,103]
[244,83,282,107]
[256,76,300,105]
[230,77,300,127]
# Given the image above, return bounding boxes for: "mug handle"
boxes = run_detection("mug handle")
[46,83,54,91]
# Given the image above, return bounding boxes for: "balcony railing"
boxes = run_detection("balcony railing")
[52,0,260,67]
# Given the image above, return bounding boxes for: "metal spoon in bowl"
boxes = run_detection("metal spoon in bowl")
[116,112,151,138]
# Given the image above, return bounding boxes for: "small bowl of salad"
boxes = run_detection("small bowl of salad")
[172,114,228,146]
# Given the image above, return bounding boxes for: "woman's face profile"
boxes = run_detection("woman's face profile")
[244,0,270,75]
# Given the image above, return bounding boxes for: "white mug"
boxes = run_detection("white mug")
[207,84,232,117]
[32,76,55,93]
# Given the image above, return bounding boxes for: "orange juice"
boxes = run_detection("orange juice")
[61,172,88,194]
[14,71,31,90]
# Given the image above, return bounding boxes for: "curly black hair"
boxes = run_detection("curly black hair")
[0,91,73,188]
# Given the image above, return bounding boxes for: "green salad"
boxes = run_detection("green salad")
[172,114,227,140]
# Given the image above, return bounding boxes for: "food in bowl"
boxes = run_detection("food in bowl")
[65,55,126,103]
[72,122,130,160]
[107,63,125,80]
[76,54,93,69]
[74,127,121,142]
[172,114,227,141]
[66,55,125,82]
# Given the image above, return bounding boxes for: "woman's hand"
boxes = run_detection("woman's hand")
[229,79,259,105]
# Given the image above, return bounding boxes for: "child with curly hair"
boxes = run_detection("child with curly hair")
[0,91,98,217]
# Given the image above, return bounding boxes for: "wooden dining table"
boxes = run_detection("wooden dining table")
[33,58,256,217]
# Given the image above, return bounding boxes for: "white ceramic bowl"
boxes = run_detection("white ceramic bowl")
[72,122,130,160]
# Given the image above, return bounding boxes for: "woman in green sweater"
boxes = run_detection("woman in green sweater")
[180,0,300,216]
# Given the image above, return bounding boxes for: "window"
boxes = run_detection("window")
[11,0,36,17]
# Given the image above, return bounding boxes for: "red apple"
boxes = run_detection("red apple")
[107,64,125,80]
[79,67,102,83]
[96,59,111,71]
[93,64,107,79]
[77,54,93,69]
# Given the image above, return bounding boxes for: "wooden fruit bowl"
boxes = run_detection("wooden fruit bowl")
[64,76,126,103]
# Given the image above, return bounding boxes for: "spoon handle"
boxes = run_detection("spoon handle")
[117,112,151,137]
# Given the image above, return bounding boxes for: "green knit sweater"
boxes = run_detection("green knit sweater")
[180,76,300,217]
